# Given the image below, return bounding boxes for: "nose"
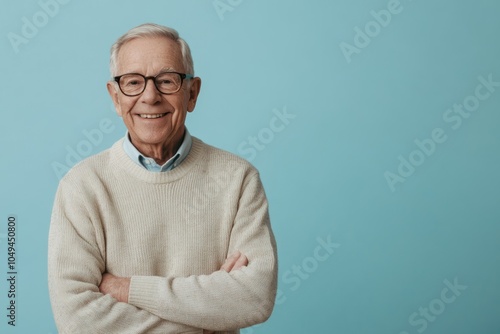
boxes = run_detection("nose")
[140,77,161,104]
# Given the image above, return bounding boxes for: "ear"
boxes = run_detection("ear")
[107,81,123,116]
[187,77,202,113]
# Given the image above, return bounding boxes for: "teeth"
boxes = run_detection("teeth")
[140,113,165,119]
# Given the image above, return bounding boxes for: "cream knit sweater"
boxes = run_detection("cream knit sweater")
[48,137,278,334]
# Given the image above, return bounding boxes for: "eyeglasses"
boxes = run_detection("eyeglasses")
[114,71,194,96]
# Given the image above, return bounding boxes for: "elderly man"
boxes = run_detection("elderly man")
[48,23,277,334]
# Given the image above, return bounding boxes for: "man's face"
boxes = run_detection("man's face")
[107,36,201,154]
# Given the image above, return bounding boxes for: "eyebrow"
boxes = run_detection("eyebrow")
[159,67,176,72]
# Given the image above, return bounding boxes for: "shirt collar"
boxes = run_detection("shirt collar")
[122,128,192,172]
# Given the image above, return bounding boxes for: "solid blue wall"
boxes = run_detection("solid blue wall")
[1,0,499,333]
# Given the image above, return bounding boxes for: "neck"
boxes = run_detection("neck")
[130,130,184,165]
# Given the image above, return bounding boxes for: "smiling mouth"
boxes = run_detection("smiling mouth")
[138,113,167,119]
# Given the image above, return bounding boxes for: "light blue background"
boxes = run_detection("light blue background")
[1,0,499,333]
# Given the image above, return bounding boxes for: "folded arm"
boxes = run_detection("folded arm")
[100,252,249,334]
[99,251,249,303]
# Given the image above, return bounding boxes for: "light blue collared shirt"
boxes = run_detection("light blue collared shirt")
[122,128,192,172]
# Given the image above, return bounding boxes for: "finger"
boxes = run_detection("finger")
[231,253,248,271]
[220,251,241,272]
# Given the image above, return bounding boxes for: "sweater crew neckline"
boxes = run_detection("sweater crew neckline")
[110,137,204,184]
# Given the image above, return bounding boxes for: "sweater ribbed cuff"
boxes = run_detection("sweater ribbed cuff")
[129,275,163,314]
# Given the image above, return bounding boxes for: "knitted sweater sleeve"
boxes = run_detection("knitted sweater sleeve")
[127,171,278,331]
[48,179,202,334]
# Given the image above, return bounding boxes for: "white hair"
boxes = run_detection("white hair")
[109,23,194,77]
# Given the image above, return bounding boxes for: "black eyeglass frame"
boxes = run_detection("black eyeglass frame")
[113,71,194,96]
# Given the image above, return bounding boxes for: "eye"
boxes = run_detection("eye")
[127,80,140,86]
[121,76,144,87]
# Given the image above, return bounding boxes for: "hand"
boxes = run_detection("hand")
[98,272,131,303]
[220,251,248,272]
[202,251,249,333]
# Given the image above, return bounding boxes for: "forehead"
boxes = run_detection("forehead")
[117,36,184,74]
